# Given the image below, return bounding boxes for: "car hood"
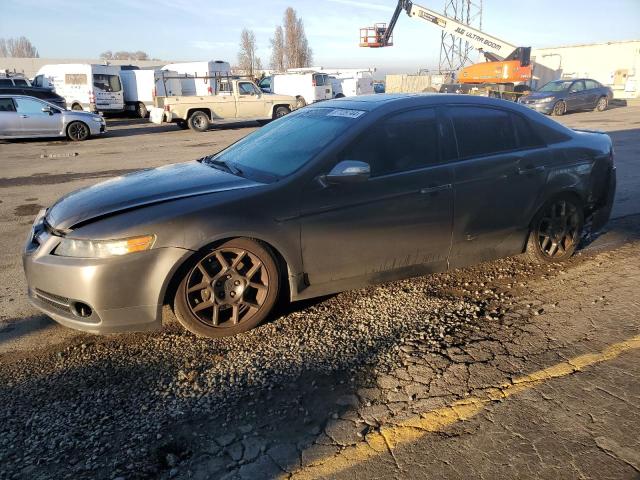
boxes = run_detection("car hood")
[46,161,262,231]
[523,91,559,101]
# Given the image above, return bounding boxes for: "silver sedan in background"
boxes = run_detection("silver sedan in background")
[0,94,106,141]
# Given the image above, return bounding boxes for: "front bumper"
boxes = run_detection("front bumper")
[520,100,555,114]
[23,230,190,334]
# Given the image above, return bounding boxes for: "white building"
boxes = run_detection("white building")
[531,40,640,98]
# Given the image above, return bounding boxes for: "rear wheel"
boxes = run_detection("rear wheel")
[136,102,148,118]
[188,111,209,132]
[173,238,280,338]
[66,121,90,141]
[274,106,291,118]
[551,100,566,116]
[295,96,306,109]
[594,96,608,112]
[525,195,584,263]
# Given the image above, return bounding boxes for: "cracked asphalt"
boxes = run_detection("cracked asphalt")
[0,105,639,480]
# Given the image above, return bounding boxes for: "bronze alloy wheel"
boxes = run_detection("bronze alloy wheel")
[552,100,566,116]
[174,238,279,338]
[526,196,583,263]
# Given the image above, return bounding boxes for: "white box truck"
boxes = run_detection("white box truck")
[32,64,125,113]
[161,61,231,96]
[258,71,333,107]
[119,69,182,117]
[322,69,375,98]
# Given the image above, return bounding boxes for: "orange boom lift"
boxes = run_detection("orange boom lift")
[360,0,532,97]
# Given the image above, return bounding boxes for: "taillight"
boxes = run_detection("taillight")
[207,85,213,94]
[312,78,316,87]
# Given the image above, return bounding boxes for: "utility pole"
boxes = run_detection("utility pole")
[438,0,483,73]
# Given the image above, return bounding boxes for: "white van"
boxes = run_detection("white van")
[119,69,182,117]
[258,71,333,107]
[33,64,124,113]
[161,61,231,96]
[322,69,375,98]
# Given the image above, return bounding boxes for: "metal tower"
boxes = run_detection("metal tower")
[438,0,483,73]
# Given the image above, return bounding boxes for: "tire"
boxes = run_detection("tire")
[71,103,83,111]
[176,120,189,130]
[188,111,210,132]
[136,102,148,118]
[525,194,584,264]
[66,121,90,141]
[295,96,306,109]
[273,106,291,119]
[594,96,608,112]
[334,93,345,98]
[551,100,566,116]
[173,238,280,338]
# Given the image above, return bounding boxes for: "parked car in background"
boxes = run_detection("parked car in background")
[161,61,231,96]
[119,69,182,118]
[0,75,31,87]
[23,94,615,339]
[151,78,296,131]
[0,94,105,141]
[259,71,332,108]
[519,78,613,116]
[33,64,125,113]
[318,69,374,98]
[0,86,67,109]
[374,82,386,94]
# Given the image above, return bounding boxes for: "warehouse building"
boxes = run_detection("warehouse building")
[531,40,640,98]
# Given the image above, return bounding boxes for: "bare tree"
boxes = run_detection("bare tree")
[100,50,150,61]
[99,50,114,60]
[0,36,39,57]
[270,26,285,72]
[237,29,262,77]
[282,7,312,69]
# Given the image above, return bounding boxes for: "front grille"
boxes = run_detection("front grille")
[34,288,72,314]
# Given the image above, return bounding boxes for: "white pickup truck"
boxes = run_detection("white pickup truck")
[150,79,297,132]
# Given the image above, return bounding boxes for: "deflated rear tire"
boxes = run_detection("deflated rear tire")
[173,238,280,338]
[525,195,584,264]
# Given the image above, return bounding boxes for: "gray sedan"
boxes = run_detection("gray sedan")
[519,78,613,116]
[0,94,106,141]
[23,94,616,338]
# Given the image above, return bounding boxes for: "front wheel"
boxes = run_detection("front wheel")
[274,106,291,118]
[188,111,210,132]
[594,96,608,112]
[525,195,584,263]
[136,102,148,118]
[173,238,280,338]
[551,100,566,116]
[66,121,90,141]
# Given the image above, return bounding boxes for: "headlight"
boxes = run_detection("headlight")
[537,96,555,103]
[54,235,155,258]
[92,116,104,122]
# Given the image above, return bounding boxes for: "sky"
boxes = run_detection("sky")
[1,0,639,74]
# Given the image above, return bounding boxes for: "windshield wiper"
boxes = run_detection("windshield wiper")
[203,157,243,176]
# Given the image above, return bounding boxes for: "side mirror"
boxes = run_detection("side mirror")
[42,106,54,115]
[323,160,370,185]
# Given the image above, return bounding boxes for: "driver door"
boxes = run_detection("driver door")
[235,82,266,118]
[566,80,587,111]
[14,97,62,136]
[299,107,454,287]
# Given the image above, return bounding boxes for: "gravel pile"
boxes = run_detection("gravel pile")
[0,256,554,480]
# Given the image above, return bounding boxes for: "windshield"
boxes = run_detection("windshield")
[204,108,364,180]
[93,74,122,92]
[538,80,572,93]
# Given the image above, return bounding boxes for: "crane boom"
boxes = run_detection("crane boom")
[362,0,516,58]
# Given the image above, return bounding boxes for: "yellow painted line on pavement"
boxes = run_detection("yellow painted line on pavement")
[291,334,640,479]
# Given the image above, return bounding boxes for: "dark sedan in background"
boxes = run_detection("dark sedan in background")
[23,94,616,339]
[519,78,613,116]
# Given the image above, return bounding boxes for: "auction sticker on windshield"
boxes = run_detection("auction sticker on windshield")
[327,109,366,119]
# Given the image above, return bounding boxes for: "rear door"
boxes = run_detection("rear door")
[566,80,588,111]
[14,96,63,136]
[583,80,601,108]
[447,105,548,266]
[313,74,332,101]
[0,97,20,137]
[300,107,454,286]
[92,73,124,111]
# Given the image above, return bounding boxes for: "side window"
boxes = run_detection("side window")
[14,79,28,86]
[33,75,43,87]
[340,108,440,177]
[14,97,47,114]
[0,79,13,87]
[0,98,16,112]
[511,113,544,149]
[585,80,599,90]
[238,82,256,95]
[450,106,517,159]
[313,74,325,86]
[571,80,586,92]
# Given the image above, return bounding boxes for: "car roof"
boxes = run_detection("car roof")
[311,93,534,112]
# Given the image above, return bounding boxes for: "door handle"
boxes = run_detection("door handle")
[517,165,545,175]
[20,114,28,118]
[420,184,452,195]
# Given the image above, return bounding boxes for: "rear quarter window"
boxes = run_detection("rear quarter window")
[511,113,545,149]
